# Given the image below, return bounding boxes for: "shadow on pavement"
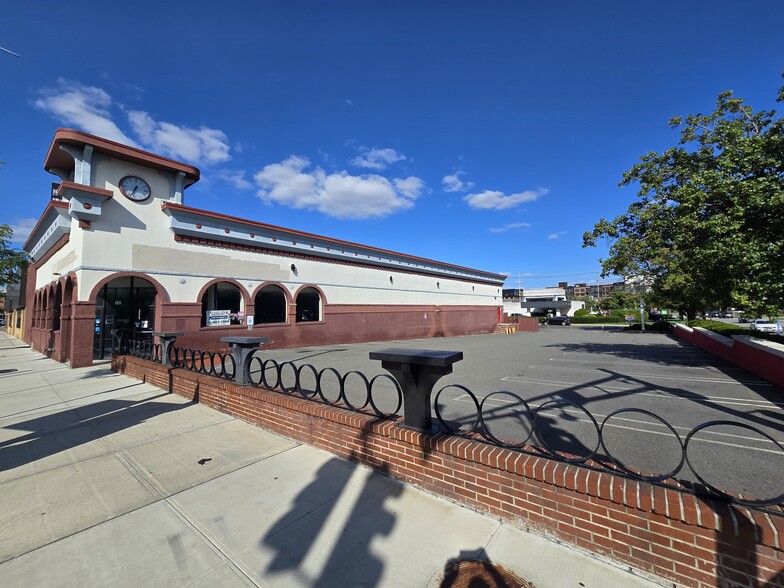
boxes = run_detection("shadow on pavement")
[261,423,403,587]
[0,393,185,473]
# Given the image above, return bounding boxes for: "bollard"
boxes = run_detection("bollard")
[370,348,463,433]
[220,336,268,385]
[152,332,183,366]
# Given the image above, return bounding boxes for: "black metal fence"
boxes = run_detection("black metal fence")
[122,339,784,508]
[247,356,403,418]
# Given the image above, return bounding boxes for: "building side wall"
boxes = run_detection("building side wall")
[172,303,499,351]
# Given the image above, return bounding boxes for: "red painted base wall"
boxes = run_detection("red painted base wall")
[673,325,784,389]
[113,355,784,588]
[169,304,501,352]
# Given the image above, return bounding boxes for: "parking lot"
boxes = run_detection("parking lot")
[255,325,784,503]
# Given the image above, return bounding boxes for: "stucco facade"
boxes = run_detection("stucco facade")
[23,129,506,367]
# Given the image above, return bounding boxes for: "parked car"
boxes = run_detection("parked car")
[749,319,779,334]
[547,316,571,326]
[738,315,750,323]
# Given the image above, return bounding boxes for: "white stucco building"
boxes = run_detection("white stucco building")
[23,129,507,367]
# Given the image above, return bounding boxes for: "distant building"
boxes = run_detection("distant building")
[3,275,27,338]
[503,286,584,317]
[565,281,624,300]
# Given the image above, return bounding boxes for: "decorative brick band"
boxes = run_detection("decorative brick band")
[112,355,784,588]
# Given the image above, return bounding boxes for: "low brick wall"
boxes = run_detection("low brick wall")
[673,325,784,389]
[112,355,784,588]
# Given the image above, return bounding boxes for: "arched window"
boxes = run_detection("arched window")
[296,287,321,323]
[254,285,287,324]
[201,282,243,326]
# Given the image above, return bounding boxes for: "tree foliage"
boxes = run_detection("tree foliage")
[0,224,28,288]
[584,77,784,319]
[598,290,638,312]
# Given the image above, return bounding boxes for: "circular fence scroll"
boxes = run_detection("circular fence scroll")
[244,355,402,419]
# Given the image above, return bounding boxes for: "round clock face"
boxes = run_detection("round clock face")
[119,175,151,201]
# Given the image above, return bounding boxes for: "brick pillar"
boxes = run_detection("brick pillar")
[32,297,43,352]
[69,301,96,368]
[159,302,201,333]
[55,302,71,363]
[23,265,36,345]
[244,303,255,328]
[44,300,54,355]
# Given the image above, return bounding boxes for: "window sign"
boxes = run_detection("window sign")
[246,315,254,330]
[206,309,232,326]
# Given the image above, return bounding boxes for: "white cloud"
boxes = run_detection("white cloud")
[547,232,567,240]
[489,222,531,234]
[217,169,253,190]
[34,79,138,146]
[442,171,474,193]
[254,156,424,220]
[128,110,230,165]
[9,218,38,244]
[34,79,231,167]
[393,176,425,199]
[464,188,548,210]
[350,147,406,170]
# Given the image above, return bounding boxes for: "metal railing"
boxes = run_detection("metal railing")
[121,339,784,508]
[246,356,403,419]
[431,388,784,507]
[126,339,161,363]
[170,346,236,380]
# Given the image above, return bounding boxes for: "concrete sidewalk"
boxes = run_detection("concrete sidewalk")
[0,330,664,588]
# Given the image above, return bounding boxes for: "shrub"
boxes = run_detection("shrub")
[626,320,671,332]
[571,315,627,324]
[574,308,590,317]
[687,319,784,343]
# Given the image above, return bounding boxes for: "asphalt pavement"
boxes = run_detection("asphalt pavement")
[254,325,784,503]
[0,329,664,588]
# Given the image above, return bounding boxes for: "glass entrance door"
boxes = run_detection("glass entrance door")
[93,277,156,359]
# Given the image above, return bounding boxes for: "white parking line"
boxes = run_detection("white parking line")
[498,377,784,409]
[525,365,771,387]
[444,394,783,450]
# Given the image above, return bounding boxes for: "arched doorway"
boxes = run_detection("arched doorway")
[254,284,287,324]
[93,276,157,359]
[296,287,321,322]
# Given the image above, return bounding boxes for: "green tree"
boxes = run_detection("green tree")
[584,77,784,320]
[0,224,28,288]
[599,290,637,313]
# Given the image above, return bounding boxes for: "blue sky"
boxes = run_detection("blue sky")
[1,1,782,289]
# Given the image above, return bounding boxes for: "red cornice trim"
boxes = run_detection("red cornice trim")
[162,201,507,282]
[22,200,69,250]
[32,234,70,268]
[174,234,503,286]
[45,128,200,181]
[57,181,114,200]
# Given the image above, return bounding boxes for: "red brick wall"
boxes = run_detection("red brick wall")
[171,303,500,352]
[112,355,784,588]
[673,325,784,389]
